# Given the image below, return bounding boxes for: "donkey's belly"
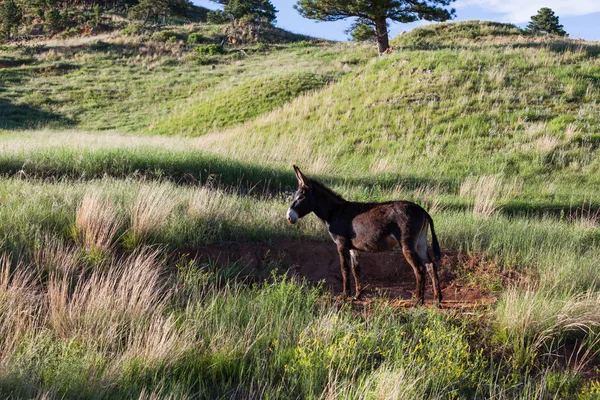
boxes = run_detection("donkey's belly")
[352,234,399,253]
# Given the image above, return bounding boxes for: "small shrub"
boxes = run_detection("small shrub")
[187,32,205,45]
[151,30,179,42]
[121,23,142,35]
[289,40,313,48]
[253,41,269,52]
[194,44,225,56]
[46,8,64,31]
[192,54,210,65]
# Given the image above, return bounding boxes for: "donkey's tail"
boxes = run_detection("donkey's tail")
[426,214,441,261]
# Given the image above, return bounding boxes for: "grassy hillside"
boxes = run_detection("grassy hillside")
[1,21,600,398]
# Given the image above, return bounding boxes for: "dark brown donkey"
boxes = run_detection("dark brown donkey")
[286,165,442,306]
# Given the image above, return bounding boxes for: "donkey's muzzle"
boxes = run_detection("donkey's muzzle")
[287,208,298,224]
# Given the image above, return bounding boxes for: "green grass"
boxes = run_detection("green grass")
[391,20,527,48]
[150,71,334,135]
[0,35,370,131]
[1,20,600,398]
[0,252,592,399]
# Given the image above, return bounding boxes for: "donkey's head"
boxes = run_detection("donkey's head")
[287,165,314,224]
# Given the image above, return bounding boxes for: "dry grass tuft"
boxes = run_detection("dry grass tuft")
[32,237,81,278]
[534,135,560,153]
[75,190,123,252]
[569,201,600,230]
[188,187,233,221]
[460,175,522,218]
[132,183,177,240]
[365,367,423,400]
[496,289,600,370]
[48,248,170,349]
[0,256,41,356]
[460,175,503,218]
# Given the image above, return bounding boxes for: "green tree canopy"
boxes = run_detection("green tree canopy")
[345,19,376,42]
[211,0,277,23]
[129,0,191,24]
[295,0,455,54]
[526,7,567,36]
[1,0,22,40]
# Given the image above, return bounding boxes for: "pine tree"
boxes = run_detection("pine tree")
[295,0,455,55]
[211,0,277,24]
[1,0,22,40]
[129,0,190,25]
[345,19,376,42]
[526,7,567,36]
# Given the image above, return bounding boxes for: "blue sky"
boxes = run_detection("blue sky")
[193,0,600,42]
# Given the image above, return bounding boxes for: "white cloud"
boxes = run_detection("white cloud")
[456,0,600,23]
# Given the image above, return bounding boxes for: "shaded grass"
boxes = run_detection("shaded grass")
[0,98,72,130]
[1,133,599,223]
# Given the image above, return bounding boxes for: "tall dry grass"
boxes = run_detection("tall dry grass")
[0,245,195,396]
[460,175,521,218]
[48,248,171,348]
[75,190,123,252]
[131,183,177,240]
[495,289,600,368]
[0,257,41,358]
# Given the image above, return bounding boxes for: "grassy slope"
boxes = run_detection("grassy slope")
[1,31,365,131]
[195,22,600,203]
[1,21,600,398]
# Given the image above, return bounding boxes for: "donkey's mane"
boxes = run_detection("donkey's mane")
[310,179,346,202]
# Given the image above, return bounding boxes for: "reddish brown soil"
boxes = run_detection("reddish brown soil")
[190,239,501,310]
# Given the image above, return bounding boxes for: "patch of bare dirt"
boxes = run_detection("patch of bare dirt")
[189,239,508,310]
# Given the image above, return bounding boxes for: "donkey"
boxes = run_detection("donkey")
[286,165,442,306]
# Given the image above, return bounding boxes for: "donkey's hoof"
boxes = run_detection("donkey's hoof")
[336,293,351,301]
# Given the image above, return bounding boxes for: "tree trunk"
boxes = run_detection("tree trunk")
[375,17,389,55]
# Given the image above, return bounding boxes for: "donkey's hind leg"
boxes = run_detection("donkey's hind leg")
[349,250,362,300]
[417,229,442,308]
[401,241,426,306]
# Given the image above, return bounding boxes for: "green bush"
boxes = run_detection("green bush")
[187,32,205,45]
[288,40,313,48]
[194,44,225,55]
[121,23,142,35]
[151,30,180,42]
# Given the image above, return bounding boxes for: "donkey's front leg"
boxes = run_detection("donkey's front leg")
[349,250,362,300]
[337,245,351,298]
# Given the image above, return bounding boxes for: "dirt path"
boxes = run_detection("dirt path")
[190,239,499,310]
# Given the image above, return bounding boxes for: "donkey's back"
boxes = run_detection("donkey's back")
[334,200,439,258]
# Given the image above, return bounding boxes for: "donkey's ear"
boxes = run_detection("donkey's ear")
[293,165,309,188]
